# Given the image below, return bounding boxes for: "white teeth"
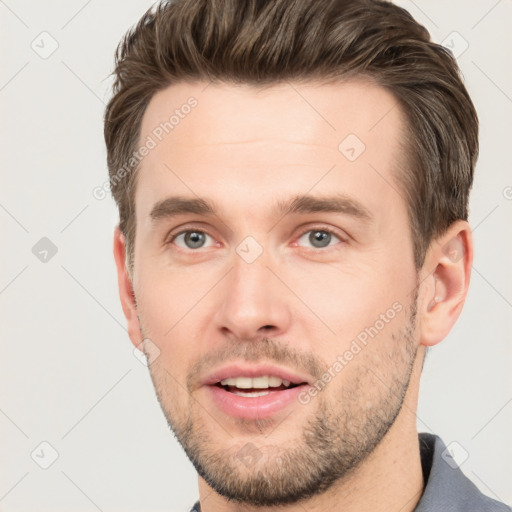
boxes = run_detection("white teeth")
[219,376,293,389]
[268,376,281,387]
[219,378,237,386]
[234,377,252,389]
[252,376,269,388]
[232,390,271,397]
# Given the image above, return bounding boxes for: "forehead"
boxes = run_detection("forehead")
[140,78,403,147]
[135,79,407,223]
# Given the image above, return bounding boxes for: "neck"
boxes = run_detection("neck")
[198,350,426,512]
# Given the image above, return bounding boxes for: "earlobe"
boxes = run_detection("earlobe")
[113,227,142,348]
[418,221,473,347]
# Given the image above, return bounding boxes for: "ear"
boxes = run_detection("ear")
[417,220,473,347]
[113,227,142,348]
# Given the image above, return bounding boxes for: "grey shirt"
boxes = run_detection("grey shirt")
[190,433,511,511]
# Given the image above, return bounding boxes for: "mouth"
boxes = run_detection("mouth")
[214,375,302,397]
[202,365,312,420]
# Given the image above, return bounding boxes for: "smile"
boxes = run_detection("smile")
[217,375,299,397]
[202,365,312,420]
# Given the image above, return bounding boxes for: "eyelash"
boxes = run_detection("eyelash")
[167,225,346,252]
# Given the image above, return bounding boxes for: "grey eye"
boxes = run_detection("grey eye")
[174,231,212,249]
[309,230,332,248]
[297,229,340,249]
[185,232,205,248]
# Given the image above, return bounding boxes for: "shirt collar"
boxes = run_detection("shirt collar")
[414,432,509,511]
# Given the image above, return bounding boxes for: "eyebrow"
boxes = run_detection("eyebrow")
[275,194,372,221]
[149,193,373,224]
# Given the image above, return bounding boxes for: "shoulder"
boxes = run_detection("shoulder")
[415,433,511,512]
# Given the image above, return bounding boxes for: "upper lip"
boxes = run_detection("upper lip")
[202,363,313,386]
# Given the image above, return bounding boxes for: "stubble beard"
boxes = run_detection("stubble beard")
[143,297,419,507]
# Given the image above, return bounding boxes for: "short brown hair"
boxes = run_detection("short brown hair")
[104,0,478,275]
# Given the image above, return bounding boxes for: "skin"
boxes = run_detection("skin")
[113,79,473,512]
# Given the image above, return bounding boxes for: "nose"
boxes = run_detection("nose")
[214,248,292,341]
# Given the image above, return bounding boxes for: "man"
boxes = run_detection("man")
[104,0,510,511]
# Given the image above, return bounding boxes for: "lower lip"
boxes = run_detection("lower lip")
[205,384,308,420]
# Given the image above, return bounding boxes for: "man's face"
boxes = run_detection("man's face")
[129,80,421,505]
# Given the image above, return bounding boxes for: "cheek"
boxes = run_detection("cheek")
[284,257,414,362]
[137,260,207,328]
[135,270,199,378]
[285,258,397,325]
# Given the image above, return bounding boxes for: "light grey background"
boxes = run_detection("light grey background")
[1,1,511,511]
